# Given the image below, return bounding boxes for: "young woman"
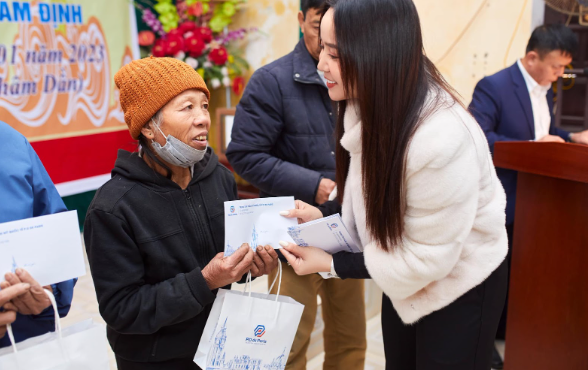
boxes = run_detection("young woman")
[279,1,508,369]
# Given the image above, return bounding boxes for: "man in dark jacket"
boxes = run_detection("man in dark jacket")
[226,1,366,369]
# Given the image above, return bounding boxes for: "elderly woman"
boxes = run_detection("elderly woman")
[84,57,278,370]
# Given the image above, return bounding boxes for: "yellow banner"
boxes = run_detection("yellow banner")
[0,0,138,142]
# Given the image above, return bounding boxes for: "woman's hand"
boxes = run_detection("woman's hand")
[279,241,332,275]
[0,282,31,338]
[279,200,323,224]
[202,244,254,290]
[1,269,52,315]
[251,245,280,277]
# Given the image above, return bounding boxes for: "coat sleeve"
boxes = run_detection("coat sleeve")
[332,252,371,279]
[364,115,483,301]
[27,140,76,321]
[469,77,519,153]
[84,208,216,335]
[225,68,323,204]
[318,200,341,217]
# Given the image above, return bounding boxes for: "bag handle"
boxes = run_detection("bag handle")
[241,261,283,301]
[265,261,282,302]
[242,271,253,297]
[6,288,67,359]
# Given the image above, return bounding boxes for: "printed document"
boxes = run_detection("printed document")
[287,214,361,254]
[0,210,86,286]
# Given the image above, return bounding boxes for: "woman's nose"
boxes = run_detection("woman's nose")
[318,50,328,72]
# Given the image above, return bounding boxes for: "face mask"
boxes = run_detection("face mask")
[150,121,207,168]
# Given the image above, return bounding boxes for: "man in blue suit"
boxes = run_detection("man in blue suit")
[469,24,588,369]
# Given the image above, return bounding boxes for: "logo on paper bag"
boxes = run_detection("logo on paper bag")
[230,206,236,213]
[254,325,265,337]
[245,325,268,345]
[330,223,338,229]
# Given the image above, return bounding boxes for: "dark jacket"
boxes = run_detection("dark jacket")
[226,39,336,205]
[83,148,237,363]
[469,62,569,225]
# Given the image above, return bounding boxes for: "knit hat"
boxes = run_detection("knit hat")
[114,56,210,139]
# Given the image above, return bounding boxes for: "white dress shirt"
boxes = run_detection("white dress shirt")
[517,59,552,140]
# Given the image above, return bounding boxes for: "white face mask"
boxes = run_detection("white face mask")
[151,121,207,168]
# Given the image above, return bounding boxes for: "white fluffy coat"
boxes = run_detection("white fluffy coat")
[340,97,508,324]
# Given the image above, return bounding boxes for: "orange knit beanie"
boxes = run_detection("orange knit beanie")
[114,56,210,139]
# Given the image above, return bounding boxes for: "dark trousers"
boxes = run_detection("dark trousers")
[496,223,514,339]
[381,259,507,370]
[115,355,201,370]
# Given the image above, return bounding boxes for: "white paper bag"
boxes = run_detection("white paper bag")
[0,289,110,370]
[195,264,304,369]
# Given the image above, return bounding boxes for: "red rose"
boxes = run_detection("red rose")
[138,30,155,47]
[186,36,206,58]
[197,27,213,43]
[167,28,182,39]
[232,76,245,95]
[152,38,167,57]
[165,35,185,56]
[209,46,228,65]
[179,21,197,35]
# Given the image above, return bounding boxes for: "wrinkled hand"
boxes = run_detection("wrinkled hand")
[570,130,588,145]
[315,178,336,205]
[537,134,565,143]
[202,244,254,290]
[0,283,31,338]
[1,269,52,315]
[251,245,279,277]
[279,241,332,275]
[280,200,323,225]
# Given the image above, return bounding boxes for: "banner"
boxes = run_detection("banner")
[0,1,139,196]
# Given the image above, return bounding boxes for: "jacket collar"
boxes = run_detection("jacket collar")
[292,39,326,87]
[340,102,362,155]
[112,147,219,191]
[509,62,535,137]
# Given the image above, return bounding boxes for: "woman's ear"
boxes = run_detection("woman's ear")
[141,121,155,139]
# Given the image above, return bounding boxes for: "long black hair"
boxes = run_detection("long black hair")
[323,0,463,251]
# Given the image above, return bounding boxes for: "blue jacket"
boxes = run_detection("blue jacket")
[469,63,569,225]
[0,121,75,348]
[226,39,336,205]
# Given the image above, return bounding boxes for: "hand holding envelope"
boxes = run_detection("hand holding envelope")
[1,268,52,315]
[279,200,361,276]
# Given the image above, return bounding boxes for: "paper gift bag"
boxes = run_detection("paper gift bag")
[195,264,304,369]
[0,289,110,370]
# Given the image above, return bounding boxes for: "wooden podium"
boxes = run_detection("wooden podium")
[494,142,588,370]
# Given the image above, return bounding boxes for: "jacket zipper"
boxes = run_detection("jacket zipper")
[150,332,160,358]
[184,188,212,262]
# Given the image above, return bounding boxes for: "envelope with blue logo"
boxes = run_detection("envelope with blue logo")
[194,265,304,370]
[223,197,297,256]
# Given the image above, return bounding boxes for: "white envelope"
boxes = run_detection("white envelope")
[0,211,86,286]
[287,214,362,254]
[224,197,297,256]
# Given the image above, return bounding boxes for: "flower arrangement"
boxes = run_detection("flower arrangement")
[135,0,252,95]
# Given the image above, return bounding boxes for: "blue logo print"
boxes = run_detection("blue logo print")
[331,223,338,229]
[230,206,236,213]
[254,325,266,338]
